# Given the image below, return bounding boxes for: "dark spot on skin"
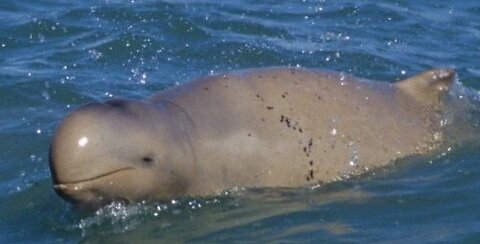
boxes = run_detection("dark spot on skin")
[280,115,302,133]
[204,87,209,90]
[309,160,313,166]
[225,85,229,88]
[247,133,251,137]
[301,138,313,157]
[281,94,286,98]
[261,118,265,122]
[258,75,263,78]
[306,169,315,182]
[256,94,264,101]
[267,106,274,110]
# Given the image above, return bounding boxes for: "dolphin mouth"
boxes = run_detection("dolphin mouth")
[53,167,134,189]
[52,167,136,207]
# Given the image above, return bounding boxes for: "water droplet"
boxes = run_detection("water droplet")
[440,119,448,127]
[348,141,358,166]
[42,91,50,100]
[88,49,103,60]
[140,73,147,84]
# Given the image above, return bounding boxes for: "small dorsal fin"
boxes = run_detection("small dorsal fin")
[394,68,456,107]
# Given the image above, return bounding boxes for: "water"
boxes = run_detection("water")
[1,0,480,242]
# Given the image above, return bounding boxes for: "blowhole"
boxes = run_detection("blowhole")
[107,99,125,108]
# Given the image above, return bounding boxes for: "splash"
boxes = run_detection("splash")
[442,81,480,147]
[73,195,228,237]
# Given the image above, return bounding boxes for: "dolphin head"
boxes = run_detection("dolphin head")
[49,99,194,208]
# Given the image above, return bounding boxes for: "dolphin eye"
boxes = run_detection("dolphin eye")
[141,156,154,166]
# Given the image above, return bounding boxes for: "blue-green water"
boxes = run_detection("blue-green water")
[1,0,480,242]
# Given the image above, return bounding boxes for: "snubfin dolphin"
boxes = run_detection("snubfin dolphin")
[49,67,455,208]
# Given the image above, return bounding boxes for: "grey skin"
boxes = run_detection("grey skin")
[49,67,455,208]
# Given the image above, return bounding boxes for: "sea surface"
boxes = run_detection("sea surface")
[1,0,480,243]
